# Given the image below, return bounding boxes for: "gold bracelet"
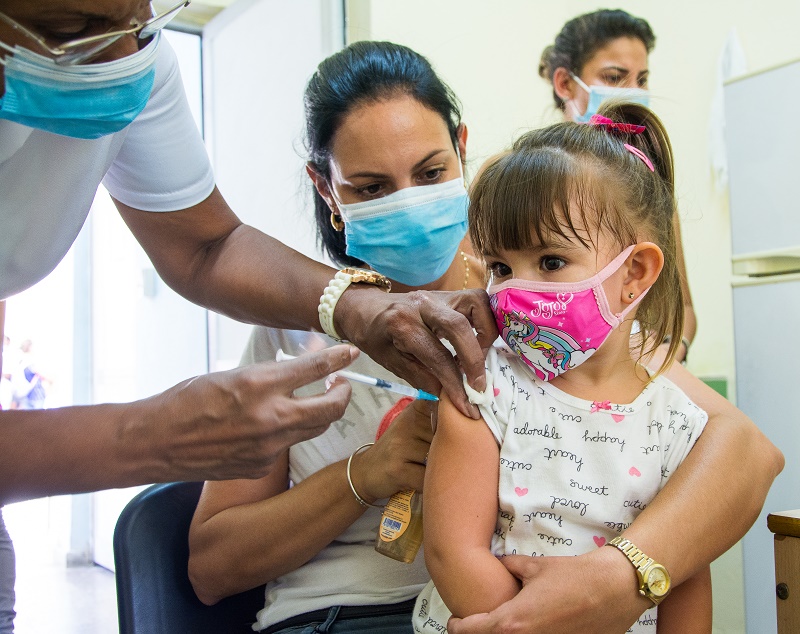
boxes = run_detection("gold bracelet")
[346,442,382,508]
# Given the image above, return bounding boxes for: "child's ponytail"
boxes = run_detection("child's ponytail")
[596,101,675,195]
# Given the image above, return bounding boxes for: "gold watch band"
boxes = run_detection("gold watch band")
[607,536,671,605]
[343,268,392,291]
[608,536,654,573]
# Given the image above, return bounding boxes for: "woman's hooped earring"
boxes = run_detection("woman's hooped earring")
[330,212,344,232]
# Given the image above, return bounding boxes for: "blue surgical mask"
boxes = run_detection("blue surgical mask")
[568,73,650,123]
[0,33,159,139]
[335,170,468,287]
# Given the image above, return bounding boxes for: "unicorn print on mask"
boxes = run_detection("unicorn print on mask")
[494,301,587,381]
[490,246,645,382]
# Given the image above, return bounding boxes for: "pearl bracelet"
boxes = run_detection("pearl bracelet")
[318,271,353,342]
[318,269,392,342]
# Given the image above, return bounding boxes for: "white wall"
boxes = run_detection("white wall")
[346,2,800,632]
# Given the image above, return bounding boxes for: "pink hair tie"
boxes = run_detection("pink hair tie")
[623,143,655,172]
[588,114,646,135]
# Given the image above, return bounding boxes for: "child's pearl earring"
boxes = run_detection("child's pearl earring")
[628,292,635,299]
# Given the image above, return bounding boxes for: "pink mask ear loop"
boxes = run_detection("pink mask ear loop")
[623,144,655,172]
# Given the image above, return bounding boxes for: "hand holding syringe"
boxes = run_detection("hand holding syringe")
[276,349,438,402]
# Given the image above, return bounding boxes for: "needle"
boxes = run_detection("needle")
[276,349,438,402]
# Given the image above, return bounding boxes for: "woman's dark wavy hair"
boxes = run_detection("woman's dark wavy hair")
[539,9,656,111]
[304,41,462,267]
[469,102,683,374]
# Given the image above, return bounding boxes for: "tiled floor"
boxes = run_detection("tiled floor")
[4,498,119,633]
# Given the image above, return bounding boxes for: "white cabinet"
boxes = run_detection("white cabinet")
[726,57,800,633]
[734,276,800,632]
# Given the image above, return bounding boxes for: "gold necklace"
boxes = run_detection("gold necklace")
[459,250,470,290]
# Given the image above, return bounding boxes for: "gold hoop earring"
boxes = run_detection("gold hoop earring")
[330,212,344,232]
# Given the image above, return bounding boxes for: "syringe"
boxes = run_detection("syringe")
[276,349,438,402]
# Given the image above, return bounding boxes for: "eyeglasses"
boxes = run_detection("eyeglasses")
[0,1,190,66]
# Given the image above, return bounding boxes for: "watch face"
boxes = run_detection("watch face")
[646,566,670,597]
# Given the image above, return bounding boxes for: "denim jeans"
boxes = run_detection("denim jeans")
[265,604,414,634]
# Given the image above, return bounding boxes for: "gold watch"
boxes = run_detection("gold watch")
[607,536,671,605]
[341,268,392,291]
[318,268,391,341]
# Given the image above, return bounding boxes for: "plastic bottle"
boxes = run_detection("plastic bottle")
[375,489,423,563]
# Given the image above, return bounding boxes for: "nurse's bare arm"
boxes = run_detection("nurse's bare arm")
[448,365,782,633]
[114,188,496,417]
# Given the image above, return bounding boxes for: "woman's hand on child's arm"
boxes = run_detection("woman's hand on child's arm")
[656,566,712,633]
[448,547,647,633]
[425,393,520,617]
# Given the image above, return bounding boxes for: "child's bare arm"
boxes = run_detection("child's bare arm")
[656,565,712,633]
[424,393,520,617]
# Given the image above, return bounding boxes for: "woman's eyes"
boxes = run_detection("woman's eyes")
[353,166,446,198]
[418,167,445,183]
[600,73,648,89]
[355,183,384,197]
[602,74,624,86]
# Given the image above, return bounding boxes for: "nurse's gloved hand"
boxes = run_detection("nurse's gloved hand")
[137,345,357,481]
[334,287,497,420]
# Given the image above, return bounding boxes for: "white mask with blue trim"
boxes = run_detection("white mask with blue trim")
[335,160,468,287]
[0,33,160,139]
[568,73,650,123]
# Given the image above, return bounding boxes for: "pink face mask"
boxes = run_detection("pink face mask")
[489,245,645,381]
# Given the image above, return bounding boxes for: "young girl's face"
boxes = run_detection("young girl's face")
[485,219,624,289]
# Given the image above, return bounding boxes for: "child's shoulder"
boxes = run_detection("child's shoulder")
[485,341,544,392]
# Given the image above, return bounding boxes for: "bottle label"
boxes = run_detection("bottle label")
[378,490,414,542]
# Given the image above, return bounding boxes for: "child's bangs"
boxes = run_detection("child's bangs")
[470,148,620,255]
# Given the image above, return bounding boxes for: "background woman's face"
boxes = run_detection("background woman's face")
[569,36,649,118]
[325,94,462,206]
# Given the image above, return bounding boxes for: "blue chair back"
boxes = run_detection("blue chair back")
[114,481,267,634]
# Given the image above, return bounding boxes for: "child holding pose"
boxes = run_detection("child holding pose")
[413,103,711,633]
